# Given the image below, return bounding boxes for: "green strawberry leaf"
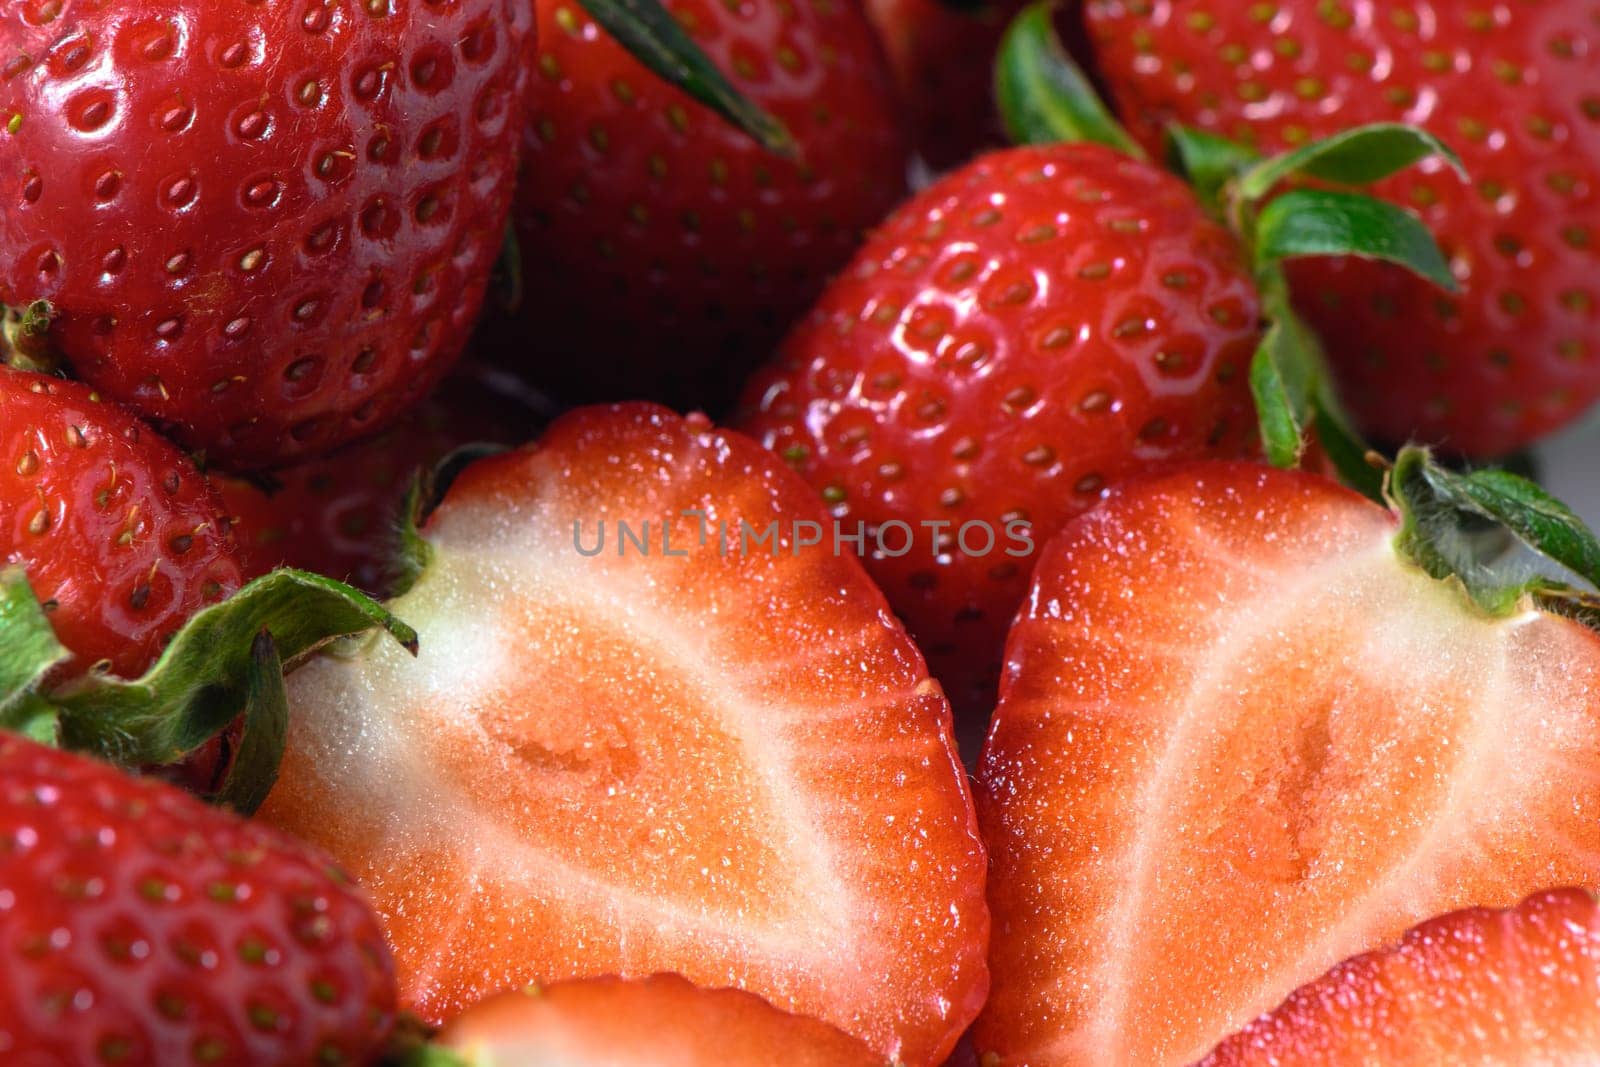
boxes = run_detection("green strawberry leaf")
[576,0,795,157]
[1238,123,1465,203]
[0,568,67,720]
[1391,448,1600,615]
[995,1,1145,156]
[205,632,289,816]
[0,568,416,775]
[1311,400,1386,503]
[1165,126,1260,218]
[1254,189,1457,291]
[1249,323,1307,469]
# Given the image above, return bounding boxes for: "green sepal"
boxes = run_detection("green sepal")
[0,569,68,727]
[1250,321,1309,469]
[1391,447,1600,615]
[0,567,416,775]
[1310,400,1386,503]
[994,1,1145,156]
[205,632,289,816]
[1254,189,1457,291]
[1237,123,1465,203]
[575,0,795,157]
[391,444,507,599]
[2,299,57,372]
[1165,126,1259,218]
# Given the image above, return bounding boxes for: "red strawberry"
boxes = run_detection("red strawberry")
[1,365,242,679]
[865,0,1022,169]
[976,460,1600,1066]
[736,141,1259,719]
[434,974,885,1066]
[1084,0,1600,457]
[0,734,396,1065]
[1200,888,1600,1065]
[214,364,551,593]
[0,0,531,468]
[258,404,989,1066]
[500,0,910,409]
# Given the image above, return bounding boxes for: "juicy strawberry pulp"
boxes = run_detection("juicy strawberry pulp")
[1086,0,1600,456]
[505,0,909,408]
[1201,889,1600,1065]
[0,0,530,467]
[0,736,396,1066]
[259,405,989,1066]
[0,366,241,678]
[977,463,1600,1065]
[437,974,885,1066]
[738,142,1259,719]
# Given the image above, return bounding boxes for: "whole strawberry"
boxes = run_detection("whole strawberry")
[503,0,910,410]
[0,0,531,468]
[1085,0,1600,456]
[736,141,1261,716]
[0,734,397,1065]
[1,365,242,680]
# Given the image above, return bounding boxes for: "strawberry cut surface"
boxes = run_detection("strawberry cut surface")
[976,462,1600,1066]
[1200,888,1600,1065]
[258,404,989,1067]
[437,973,886,1066]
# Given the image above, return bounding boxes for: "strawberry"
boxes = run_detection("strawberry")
[735,141,1262,718]
[0,733,396,1065]
[976,458,1600,1066]
[433,974,885,1066]
[214,364,552,594]
[865,0,1023,169]
[500,0,910,410]
[0,0,532,468]
[1084,0,1600,457]
[1200,888,1600,1065]
[1,365,242,679]
[257,404,989,1066]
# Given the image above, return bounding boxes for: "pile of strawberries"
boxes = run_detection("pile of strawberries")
[3,1,1599,1064]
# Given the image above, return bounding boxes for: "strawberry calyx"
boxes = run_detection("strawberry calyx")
[0,566,416,814]
[995,0,1460,494]
[1387,445,1600,621]
[0,299,58,373]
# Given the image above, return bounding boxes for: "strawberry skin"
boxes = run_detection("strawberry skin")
[0,734,396,1065]
[976,462,1600,1065]
[865,0,1021,169]
[736,142,1259,719]
[1085,0,1600,457]
[1201,888,1600,1065]
[437,974,885,1066]
[503,0,910,408]
[214,365,550,593]
[1,365,242,679]
[258,404,989,1066]
[0,0,531,468]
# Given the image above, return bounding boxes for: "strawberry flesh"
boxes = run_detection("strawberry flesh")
[1201,889,1600,1065]
[977,462,1600,1065]
[259,404,989,1067]
[437,974,884,1066]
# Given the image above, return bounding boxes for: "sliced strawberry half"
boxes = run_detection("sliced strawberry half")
[257,404,989,1067]
[976,461,1600,1066]
[1199,888,1600,1065]
[435,974,885,1066]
